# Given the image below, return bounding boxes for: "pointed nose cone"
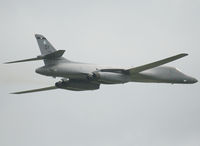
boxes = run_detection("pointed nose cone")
[183,76,198,84]
[192,78,198,83]
[187,77,198,84]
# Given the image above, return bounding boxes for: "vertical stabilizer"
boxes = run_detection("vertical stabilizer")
[35,34,56,55]
[35,34,68,65]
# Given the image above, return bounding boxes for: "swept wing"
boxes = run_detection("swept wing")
[11,86,57,94]
[127,53,188,74]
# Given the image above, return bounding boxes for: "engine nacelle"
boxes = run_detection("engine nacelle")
[87,72,100,80]
[95,72,129,84]
[55,80,100,91]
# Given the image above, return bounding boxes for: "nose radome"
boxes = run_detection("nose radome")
[188,77,198,84]
[193,78,198,83]
[184,76,198,84]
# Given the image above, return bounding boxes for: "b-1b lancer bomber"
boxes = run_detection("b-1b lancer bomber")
[5,34,198,94]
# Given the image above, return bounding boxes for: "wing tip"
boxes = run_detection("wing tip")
[180,53,188,57]
[10,92,22,94]
[4,61,14,64]
[9,86,57,94]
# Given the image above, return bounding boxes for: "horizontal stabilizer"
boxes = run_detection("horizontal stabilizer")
[4,57,43,64]
[43,50,65,59]
[4,50,65,64]
[11,86,57,94]
[127,53,188,74]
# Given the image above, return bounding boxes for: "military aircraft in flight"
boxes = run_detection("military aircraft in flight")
[5,34,197,94]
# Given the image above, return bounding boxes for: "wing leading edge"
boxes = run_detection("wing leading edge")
[127,53,188,74]
[98,54,188,75]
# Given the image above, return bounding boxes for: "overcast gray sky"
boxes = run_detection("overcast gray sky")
[0,0,200,146]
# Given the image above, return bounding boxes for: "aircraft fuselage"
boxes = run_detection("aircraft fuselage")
[35,61,197,84]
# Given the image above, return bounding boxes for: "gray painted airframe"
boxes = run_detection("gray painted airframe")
[5,34,198,94]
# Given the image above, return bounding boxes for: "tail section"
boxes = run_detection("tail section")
[35,34,56,55]
[35,34,68,65]
[5,34,69,65]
